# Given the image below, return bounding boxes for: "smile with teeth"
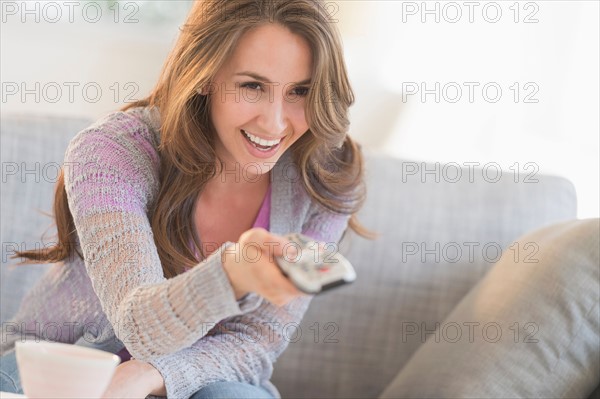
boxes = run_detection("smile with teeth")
[241,129,283,151]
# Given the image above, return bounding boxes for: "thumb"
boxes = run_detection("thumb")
[260,232,298,261]
[277,233,300,260]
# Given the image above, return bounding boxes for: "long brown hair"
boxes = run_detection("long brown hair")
[15,0,377,278]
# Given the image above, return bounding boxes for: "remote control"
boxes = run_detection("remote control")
[275,233,357,294]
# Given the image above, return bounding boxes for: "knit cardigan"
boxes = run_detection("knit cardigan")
[1,106,351,398]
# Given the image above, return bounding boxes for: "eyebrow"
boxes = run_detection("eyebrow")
[235,71,311,85]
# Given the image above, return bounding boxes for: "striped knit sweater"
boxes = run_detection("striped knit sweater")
[0,106,351,398]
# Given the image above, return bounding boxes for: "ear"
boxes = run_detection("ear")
[197,82,215,96]
[197,85,209,96]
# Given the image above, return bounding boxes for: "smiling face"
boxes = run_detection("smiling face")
[208,23,313,177]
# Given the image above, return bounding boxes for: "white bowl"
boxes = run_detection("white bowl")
[15,341,120,399]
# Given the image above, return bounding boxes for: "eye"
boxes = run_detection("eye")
[240,82,263,91]
[290,86,309,97]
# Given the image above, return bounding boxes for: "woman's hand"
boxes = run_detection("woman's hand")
[222,227,306,307]
[102,359,166,398]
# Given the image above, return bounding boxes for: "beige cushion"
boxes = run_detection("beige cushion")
[380,218,600,399]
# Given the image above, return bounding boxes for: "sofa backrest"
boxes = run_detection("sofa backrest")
[272,150,577,398]
[1,115,578,398]
[1,115,91,323]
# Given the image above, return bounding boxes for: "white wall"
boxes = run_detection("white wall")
[2,0,598,218]
[1,1,183,118]
[339,1,599,219]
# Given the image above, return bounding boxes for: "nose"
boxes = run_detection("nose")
[258,93,288,137]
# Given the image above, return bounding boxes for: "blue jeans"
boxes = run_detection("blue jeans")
[0,350,21,394]
[0,350,274,398]
[189,382,274,399]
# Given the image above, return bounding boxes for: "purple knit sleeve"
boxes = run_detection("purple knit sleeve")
[62,112,249,362]
[147,198,351,399]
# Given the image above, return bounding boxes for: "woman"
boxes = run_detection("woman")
[0,0,371,398]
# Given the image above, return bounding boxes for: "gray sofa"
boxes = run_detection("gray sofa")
[1,114,598,398]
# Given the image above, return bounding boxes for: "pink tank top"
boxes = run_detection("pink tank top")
[116,183,272,363]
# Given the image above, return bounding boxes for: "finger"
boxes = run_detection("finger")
[239,227,268,243]
[240,228,298,260]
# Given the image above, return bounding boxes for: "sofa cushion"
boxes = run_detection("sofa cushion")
[379,218,600,398]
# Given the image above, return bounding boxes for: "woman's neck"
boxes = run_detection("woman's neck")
[202,168,271,202]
